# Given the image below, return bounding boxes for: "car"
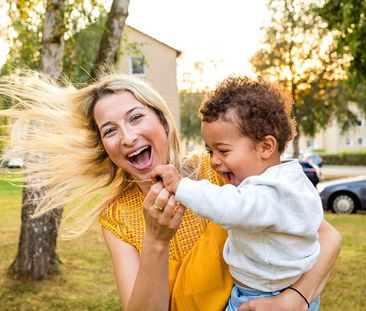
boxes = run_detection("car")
[6,158,24,168]
[318,176,366,214]
[302,152,323,167]
[282,159,321,187]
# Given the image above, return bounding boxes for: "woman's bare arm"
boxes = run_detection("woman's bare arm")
[238,219,342,311]
[103,182,184,311]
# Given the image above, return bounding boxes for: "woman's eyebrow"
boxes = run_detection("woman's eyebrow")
[99,107,145,130]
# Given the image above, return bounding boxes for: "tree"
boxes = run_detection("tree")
[2,0,105,79]
[317,0,366,87]
[180,90,205,151]
[250,0,357,157]
[90,0,130,79]
[9,0,66,280]
[3,0,132,280]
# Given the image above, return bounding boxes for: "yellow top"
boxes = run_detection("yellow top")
[99,153,233,310]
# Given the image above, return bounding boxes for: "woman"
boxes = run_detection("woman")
[0,72,341,311]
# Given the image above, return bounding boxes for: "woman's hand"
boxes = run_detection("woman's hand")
[238,289,308,311]
[143,181,185,245]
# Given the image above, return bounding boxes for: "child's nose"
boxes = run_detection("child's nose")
[210,155,222,169]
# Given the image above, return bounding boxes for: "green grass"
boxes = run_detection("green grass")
[0,177,365,310]
[0,177,121,311]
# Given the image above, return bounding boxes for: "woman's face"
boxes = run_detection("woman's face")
[93,91,169,182]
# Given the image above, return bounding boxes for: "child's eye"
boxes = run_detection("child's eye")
[219,150,229,155]
[103,127,116,137]
[206,149,213,156]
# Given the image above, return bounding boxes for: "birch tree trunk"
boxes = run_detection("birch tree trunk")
[10,0,65,280]
[90,0,130,79]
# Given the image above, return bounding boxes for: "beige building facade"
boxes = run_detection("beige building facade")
[286,105,366,154]
[118,26,181,129]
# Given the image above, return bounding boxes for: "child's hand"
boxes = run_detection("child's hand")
[151,164,182,194]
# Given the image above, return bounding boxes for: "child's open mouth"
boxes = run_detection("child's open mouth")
[222,172,236,185]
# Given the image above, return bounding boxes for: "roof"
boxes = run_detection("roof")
[126,24,182,57]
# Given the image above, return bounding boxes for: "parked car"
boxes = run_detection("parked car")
[282,159,321,187]
[318,176,366,214]
[302,152,323,167]
[6,158,24,168]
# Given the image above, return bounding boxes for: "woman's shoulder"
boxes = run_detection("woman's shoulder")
[98,186,145,251]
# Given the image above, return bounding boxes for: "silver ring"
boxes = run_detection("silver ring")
[153,204,164,212]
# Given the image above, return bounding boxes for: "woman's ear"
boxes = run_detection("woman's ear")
[259,135,277,159]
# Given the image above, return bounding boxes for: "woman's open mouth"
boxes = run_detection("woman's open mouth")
[127,146,152,170]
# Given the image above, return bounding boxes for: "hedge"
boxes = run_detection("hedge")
[317,149,366,166]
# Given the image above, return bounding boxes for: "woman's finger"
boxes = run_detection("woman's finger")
[154,187,170,212]
[144,182,164,207]
[170,204,185,228]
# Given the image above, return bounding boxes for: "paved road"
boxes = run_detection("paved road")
[321,165,366,180]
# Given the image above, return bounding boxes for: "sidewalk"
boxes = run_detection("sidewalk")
[321,165,366,180]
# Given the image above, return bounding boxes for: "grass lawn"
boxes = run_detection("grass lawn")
[0,176,365,310]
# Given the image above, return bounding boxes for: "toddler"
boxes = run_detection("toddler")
[152,76,323,310]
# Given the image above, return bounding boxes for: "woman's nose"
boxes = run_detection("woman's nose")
[120,128,138,146]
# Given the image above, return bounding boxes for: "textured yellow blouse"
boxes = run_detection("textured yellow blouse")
[99,154,233,310]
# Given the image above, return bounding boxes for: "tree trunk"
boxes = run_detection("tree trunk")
[10,180,63,279]
[293,130,300,159]
[10,0,65,280]
[39,0,65,78]
[90,0,130,79]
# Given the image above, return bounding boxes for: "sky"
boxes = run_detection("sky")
[126,0,269,89]
[0,0,269,90]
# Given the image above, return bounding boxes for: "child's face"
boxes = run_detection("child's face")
[201,116,264,186]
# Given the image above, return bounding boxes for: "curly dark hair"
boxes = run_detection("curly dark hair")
[199,76,296,153]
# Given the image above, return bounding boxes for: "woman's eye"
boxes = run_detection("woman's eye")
[206,149,213,156]
[219,150,229,155]
[130,114,143,122]
[103,128,116,137]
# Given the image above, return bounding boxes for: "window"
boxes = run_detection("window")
[345,137,353,147]
[129,57,147,76]
[357,137,364,146]
[356,119,364,129]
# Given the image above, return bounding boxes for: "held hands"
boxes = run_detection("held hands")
[143,181,185,245]
[151,164,182,194]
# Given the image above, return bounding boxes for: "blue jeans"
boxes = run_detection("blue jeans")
[225,284,321,311]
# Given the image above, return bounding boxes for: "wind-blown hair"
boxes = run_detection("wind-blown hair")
[0,71,181,238]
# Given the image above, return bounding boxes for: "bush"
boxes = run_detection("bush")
[319,149,366,166]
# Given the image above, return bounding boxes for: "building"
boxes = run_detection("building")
[286,104,366,154]
[118,25,181,129]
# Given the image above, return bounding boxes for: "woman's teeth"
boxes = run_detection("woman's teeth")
[128,146,149,158]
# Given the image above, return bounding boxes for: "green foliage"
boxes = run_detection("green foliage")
[179,90,205,147]
[64,17,144,84]
[1,0,44,74]
[1,0,105,79]
[250,0,363,155]
[319,149,366,166]
[317,0,366,87]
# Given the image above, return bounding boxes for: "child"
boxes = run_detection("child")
[152,76,323,310]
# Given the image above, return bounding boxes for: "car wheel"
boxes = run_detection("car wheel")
[331,193,357,214]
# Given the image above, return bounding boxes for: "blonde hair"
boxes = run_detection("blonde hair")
[0,71,181,238]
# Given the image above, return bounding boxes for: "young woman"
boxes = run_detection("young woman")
[0,72,341,311]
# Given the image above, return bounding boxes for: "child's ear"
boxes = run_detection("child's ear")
[259,135,277,159]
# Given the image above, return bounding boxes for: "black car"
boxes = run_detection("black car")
[318,176,366,214]
[282,159,321,187]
